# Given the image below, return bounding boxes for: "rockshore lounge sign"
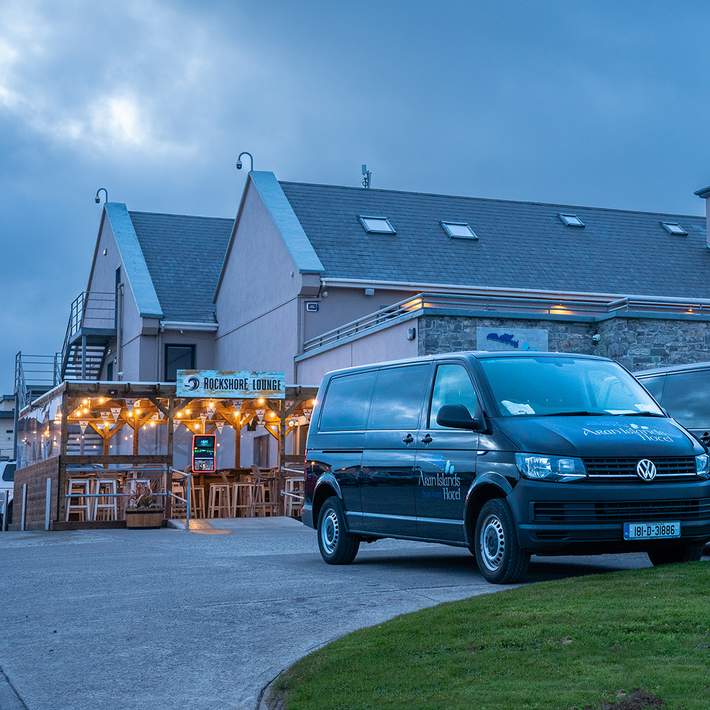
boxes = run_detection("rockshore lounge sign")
[176,370,286,399]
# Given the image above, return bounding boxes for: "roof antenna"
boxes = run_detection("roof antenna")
[361,164,372,189]
[236,152,254,172]
[94,187,108,204]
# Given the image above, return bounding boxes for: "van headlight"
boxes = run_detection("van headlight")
[515,453,587,482]
[696,453,710,478]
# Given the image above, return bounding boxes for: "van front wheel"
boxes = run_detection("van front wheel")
[647,542,704,566]
[317,497,360,565]
[474,499,529,584]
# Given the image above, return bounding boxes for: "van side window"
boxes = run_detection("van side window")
[658,370,710,429]
[319,371,376,432]
[429,364,479,429]
[369,365,431,430]
[641,375,666,402]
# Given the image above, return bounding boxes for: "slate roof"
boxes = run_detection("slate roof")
[280,182,710,299]
[129,211,233,322]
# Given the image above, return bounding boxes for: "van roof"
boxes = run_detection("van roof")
[635,361,710,377]
[324,351,610,378]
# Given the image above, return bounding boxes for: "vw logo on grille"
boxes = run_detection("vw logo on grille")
[636,459,657,481]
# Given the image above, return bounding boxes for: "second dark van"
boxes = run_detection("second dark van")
[302,352,710,583]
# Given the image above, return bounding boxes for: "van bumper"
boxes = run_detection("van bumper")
[509,478,710,554]
[301,502,314,529]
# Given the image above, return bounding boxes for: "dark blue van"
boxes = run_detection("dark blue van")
[302,352,710,583]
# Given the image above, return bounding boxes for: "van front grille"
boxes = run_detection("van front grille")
[533,498,710,524]
[583,456,697,480]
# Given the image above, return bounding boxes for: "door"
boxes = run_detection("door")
[360,363,433,536]
[312,370,376,519]
[415,363,480,542]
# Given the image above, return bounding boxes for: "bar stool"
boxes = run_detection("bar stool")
[66,479,92,522]
[208,483,231,518]
[93,479,118,521]
[231,481,253,517]
[284,478,304,517]
[252,479,274,517]
[190,484,206,518]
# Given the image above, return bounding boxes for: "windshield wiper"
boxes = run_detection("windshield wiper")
[611,411,665,418]
[537,410,608,417]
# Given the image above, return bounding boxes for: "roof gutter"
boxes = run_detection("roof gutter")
[319,278,710,306]
[160,321,219,332]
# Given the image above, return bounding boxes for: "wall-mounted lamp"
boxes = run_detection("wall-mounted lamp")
[236,152,254,172]
[94,187,109,204]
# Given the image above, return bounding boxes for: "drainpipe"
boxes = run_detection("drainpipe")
[694,185,710,248]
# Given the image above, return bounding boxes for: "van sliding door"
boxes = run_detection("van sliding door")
[359,364,433,536]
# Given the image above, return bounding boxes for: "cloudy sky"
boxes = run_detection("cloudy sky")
[1,0,709,392]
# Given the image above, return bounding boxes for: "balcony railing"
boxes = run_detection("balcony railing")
[301,290,710,355]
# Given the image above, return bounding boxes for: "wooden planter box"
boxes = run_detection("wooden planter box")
[125,509,164,529]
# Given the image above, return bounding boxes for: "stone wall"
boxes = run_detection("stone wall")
[418,314,710,371]
[596,318,710,370]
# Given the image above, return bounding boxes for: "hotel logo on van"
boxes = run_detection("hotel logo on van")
[176,370,285,399]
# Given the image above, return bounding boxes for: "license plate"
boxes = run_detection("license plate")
[623,521,681,540]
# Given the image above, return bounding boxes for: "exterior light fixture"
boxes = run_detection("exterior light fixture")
[236,151,254,172]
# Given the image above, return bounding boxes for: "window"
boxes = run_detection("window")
[656,370,710,429]
[441,221,478,240]
[254,434,270,467]
[369,365,431,430]
[164,345,196,382]
[2,464,15,482]
[358,216,396,234]
[639,375,665,401]
[559,213,585,228]
[319,371,376,432]
[661,222,688,236]
[429,364,479,428]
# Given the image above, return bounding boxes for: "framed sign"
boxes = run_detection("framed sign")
[476,327,548,352]
[177,370,286,399]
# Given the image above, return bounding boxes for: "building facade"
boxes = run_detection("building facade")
[18,171,710,465]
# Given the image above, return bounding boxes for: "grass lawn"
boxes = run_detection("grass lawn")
[276,563,709,710]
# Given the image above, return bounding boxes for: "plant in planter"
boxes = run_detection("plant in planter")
[125,481,164,529]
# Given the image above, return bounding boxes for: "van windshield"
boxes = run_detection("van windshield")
[478,356,664,417]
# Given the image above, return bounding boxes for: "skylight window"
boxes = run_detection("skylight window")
[661,221,688,236]
[441,221,478,240]
[359,216,396,234]
[559,213,585,228]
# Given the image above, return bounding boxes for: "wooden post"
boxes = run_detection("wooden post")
[277,399,286,516]
[165,396,174,519]
[58,395,71,523]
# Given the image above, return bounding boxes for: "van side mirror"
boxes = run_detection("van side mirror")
[436,404,481,431]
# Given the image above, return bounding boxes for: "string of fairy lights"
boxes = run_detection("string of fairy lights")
[22,394,316,456]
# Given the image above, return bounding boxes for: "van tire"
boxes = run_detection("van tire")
[317,496,360,565]
[474,499,529,584]
[647,542,704,566]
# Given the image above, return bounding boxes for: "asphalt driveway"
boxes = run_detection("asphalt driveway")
[0,518,657,709]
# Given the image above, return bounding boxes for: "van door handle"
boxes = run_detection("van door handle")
[402,433,414,444]
[421,434,433,444]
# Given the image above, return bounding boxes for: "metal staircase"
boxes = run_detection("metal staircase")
[14,352,61,410]
[60,291,116,382]
[15,292,116,412]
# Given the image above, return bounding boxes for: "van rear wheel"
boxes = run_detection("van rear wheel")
[317,496,360,565]
[647,542,704,566]
[474,499,529,584]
